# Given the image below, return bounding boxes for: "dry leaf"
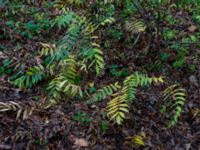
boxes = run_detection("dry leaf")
[74,138,88,147]
[188,25,197,33]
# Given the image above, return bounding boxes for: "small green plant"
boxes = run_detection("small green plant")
[34,139,49,146]
[109,64,129,77]
[88,82,97,94]
[0,58,12,76]
[72,111,91,124]
[172,57,185,69]
[100,121,109,134]
[163,28,177,40]
[188,64,196,73]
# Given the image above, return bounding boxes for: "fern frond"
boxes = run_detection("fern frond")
[107,94,129,125]
[58,75,82,97]
[67,0,86,7]
[0,101,36,120]
[60,55,77,83]
[161,84,186,128]
[78,16,97,35]
[40,43,57,57]
[99,17,115,27]
[47,75,82,104]
[126,19,146,34]
[54,11,75,29]
[106,72,164,124]
[122,75,137,103]
[121,72,163,103]
[58,27,79,50]
[86,82,121,104]
[47,77,62,103]
[12,65,44,89]
[87,43,105,75]
[125,132,146,147]
[104,0,122,4]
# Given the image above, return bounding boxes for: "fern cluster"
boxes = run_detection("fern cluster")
[47,56,82,104]
[1,0,187,131]
[87,72,164,125]
[107,73,163,124]
[10,8,109,105]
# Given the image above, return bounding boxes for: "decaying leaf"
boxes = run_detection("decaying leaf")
[188,25,197,33]
[74,138,88,147]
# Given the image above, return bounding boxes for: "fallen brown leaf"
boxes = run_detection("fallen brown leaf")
[188,25,197,33]
[74,138,88,147]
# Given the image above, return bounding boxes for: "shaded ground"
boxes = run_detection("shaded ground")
[1,1,200,150]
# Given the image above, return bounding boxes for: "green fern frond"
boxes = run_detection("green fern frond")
[40,23,80,62]
[12,65,44,89]
[86,82,121,104]
[54,11,75,29]
[121,72,163,103]
[107,94,129,125]
[57,27,80,56]
[126,19,146,34]
[121,75,137,103]
[161,84,186,128]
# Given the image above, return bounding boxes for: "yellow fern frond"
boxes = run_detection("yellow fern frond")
[87,43,105,76]
[107,94,129,125]
[152,76,164,84]
[126,18,146,34]
[99,17,115,26]
[162,84,186,128]
[125,132,146,147]
[40,43,56,57]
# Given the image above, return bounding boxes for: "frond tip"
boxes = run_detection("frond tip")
[125,132,146,147]
[161,84,186,128]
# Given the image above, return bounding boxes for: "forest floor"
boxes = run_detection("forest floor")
[1,1,200,150]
